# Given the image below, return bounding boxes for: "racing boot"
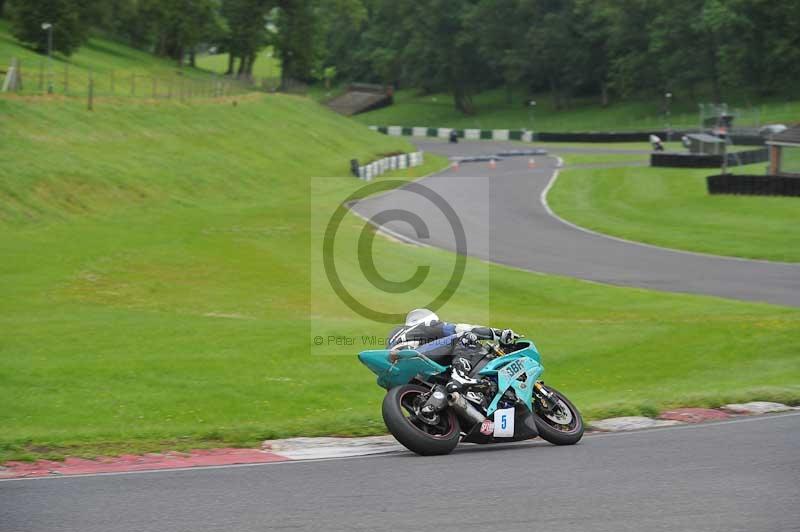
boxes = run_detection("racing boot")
[445,365,478,394]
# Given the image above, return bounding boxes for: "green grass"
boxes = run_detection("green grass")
[195,48,281,80]
[354,87,800,132]
[0,20,237,98]
[1,92,799,463]
[548,161,800,261]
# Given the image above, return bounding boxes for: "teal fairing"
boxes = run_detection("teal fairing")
[357,339,543,415]
[357,349,449,389]
[477,339,543,415]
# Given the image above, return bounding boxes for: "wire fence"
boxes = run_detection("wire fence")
[0,56,271,105]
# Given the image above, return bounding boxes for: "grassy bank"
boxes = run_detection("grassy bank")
[354,88,799,131]
[2,93,798,463]
[547,161,800,262]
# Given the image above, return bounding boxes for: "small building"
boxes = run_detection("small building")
[686,133,726,155]
[767,126,800,177]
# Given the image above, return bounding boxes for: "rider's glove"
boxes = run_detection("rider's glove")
[460,332,478,347]
[500,329,518,345]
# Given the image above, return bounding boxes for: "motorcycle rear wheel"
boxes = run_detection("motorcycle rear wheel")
[533,386,584,445]
[382,384,460,456]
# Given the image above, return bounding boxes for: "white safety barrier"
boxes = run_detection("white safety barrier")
[492,129,509,141]
[373,126,538,142]
[357,151,425,181]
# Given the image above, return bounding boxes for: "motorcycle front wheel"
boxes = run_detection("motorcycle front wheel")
[533,385,584,445]
[382,384,460,456]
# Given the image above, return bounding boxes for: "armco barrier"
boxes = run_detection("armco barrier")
[371,125,766,146]
[351,151,424,181]
[374,126,688,143]
[707,174,800,196]
[651,148,768,169]
[536,131,673,142]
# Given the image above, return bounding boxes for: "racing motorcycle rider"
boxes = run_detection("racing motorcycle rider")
[387,308,518,412]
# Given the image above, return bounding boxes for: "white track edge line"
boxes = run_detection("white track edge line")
[3,411,798,483]
[541,155,798,266]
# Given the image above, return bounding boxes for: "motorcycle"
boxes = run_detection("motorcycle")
[358,335,584,455]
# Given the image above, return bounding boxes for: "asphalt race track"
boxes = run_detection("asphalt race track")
[3,413,798,532]
[353,140,800,307]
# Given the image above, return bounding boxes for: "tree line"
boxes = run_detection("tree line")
[322,0,800,113]
[3,0,799,113]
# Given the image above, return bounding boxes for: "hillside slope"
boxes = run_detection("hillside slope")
[0,93,424,224]
[1,92,798,463]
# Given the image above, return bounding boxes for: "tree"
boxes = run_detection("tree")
[398,0,490,114]
[723,0,800,95]
[465,0,529,104]
[221,0,273,77]
[573,0,614,105]
[137,0,223,66]
[275,0,316,83]
[7,0,94,56]
[306,0,799,111]
[314,0,367,82]
[603,0,658,98]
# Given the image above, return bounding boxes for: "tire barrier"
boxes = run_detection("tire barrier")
[351,152,424,181]
[731,148,771,166]
[371,125,678,143]
[707,174,800,197]
[369,126,534,142]
[726,134,765,146]
[651,148,768,168]
[536,131,678,143]
[370,125,767,146]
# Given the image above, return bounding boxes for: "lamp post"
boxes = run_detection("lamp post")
[528,100,537,135]
[665,92,672,140]
[41,22,53,94]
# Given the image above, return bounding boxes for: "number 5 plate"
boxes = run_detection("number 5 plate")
[493,407,515,437]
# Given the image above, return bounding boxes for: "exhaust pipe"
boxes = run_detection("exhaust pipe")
[448,392,486,425]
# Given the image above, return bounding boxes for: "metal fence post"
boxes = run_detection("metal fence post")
[88,71,94,110]
[63,63,69,95]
